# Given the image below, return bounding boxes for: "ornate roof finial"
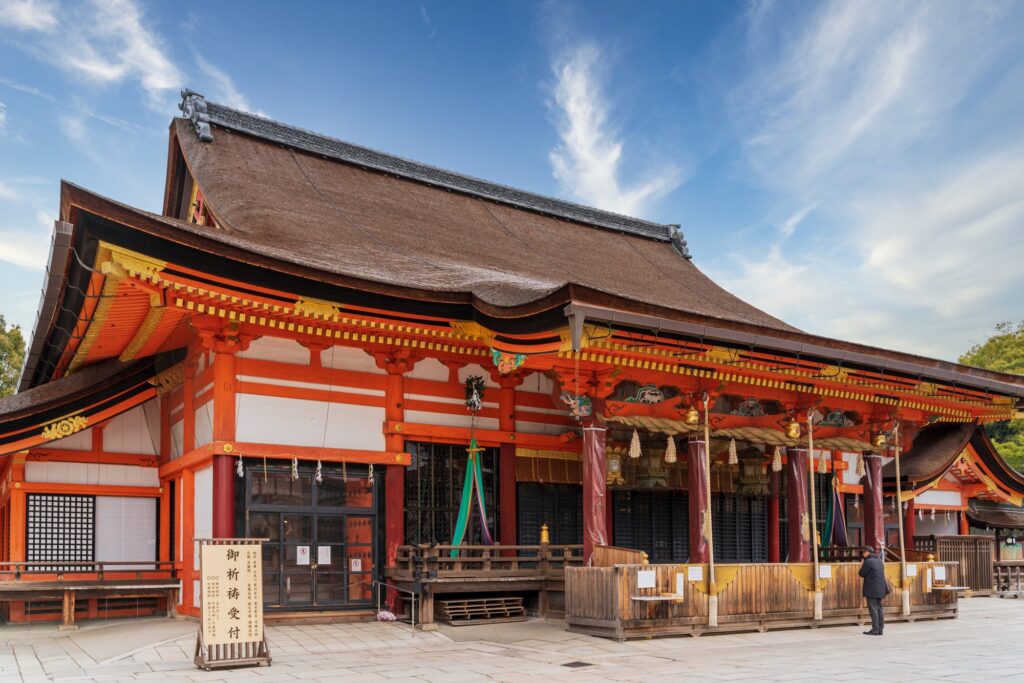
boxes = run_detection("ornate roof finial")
[178,89,213,142]
[669,225,692,259]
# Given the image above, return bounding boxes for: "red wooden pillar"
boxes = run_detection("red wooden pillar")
[212,350,236,538]
[904,497,917,550]
[384,370,405,566]
[786,448,810,562]
[687,437,710,563]
[862,453,884,552]
[768,468,781,563]
[959,508,970,535]
[581,420,608,564]
[496,376,522,547]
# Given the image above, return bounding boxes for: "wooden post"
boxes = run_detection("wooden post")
[863,453,885,552]
[182,468,196,613]
[786,448,810,562]
[904,497,917,551]
[768,468,780,563]
[959,508,970,535]
[687,437,710,563]
[60,591,77,631]
[212,350,236,538]
[496,375,521,550]
[581,420,608,564]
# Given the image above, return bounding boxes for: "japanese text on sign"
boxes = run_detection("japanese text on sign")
[200,543,264,646]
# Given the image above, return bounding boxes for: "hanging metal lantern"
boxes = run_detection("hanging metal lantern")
[873,431,887,449]
[785,419,801,440]
[684,405,700,425]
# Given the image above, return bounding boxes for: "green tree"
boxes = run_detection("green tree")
[960,322,1024,472]
[0,315,26,398]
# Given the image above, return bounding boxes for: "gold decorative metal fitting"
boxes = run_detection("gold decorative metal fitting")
[540,523,550,545]
[684,405,700,425]
[872,431,887,448]
[41,415,89,441]
[785,419,801,440]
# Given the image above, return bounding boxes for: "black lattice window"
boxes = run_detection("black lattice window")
[712,493,768,563]
[612,490,689,564]
[517,483,582,546]
[27,494,95,571]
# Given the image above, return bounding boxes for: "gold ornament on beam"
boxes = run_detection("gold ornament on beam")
[727,438,738,465]
[771,446,783,472]
[665,435,677,464]
[41,415,89,441]
[629,430,642,459]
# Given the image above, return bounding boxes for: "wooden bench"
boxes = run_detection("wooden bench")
[437,596,526,626]
[0,561,180,630]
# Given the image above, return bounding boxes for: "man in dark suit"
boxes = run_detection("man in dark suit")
[859,547,890,635]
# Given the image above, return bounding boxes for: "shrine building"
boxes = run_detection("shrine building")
[0,90,1022,626]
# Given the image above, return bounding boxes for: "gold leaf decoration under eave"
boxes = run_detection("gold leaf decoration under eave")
[818,365,850,382]
[449,321,496,345]
[294,297,341,320]
[100,245,167,281]
[148,362,185,395]
[704,346,740,364]
[41,415,89,441]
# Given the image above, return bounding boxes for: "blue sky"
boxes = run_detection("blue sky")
[1,0,1023,361]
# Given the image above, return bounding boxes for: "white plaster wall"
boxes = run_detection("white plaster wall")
[519,372,554,394]
[24,461,158,486]
[917,489,962,506]
[237,374,384,397]
[321,344,385,374]
[45,427,92,451]
[236,394,386,450]
[239,335,308,365]
[170,420,184,459]
[102,403,159,455]
[459,363,499,388]
[405,409,499,432]
[408,357,449,382]
[516,420,570,436]
[193,465,213,608]
[194,403,214,447]
[916,514,958,537]
[840,452,861,486]
[95,496,157,564]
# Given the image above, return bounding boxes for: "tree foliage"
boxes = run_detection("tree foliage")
[0,315,26,398]
[960,322,1024,472]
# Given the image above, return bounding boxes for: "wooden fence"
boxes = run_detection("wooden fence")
[915,535,995,594]
[565,561,959,640]
[993,561,1024,595]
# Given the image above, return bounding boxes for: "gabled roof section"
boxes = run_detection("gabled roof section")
[169,94,797,332]
[178,90,688,250]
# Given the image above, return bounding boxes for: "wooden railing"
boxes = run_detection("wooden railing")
[0,561,178,583]
[592,545,646,567]
[994,561,1024,594]
[915,535,995,593]
[565,561,959,639]
[390,544,584,581]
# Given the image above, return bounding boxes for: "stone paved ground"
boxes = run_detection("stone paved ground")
[1,597,1022,682]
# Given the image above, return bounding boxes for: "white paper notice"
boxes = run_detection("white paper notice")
[317,546,331,566]
[637,570,656,589]
[350,558,362,572]
[906,564,917,577]
[926,568,933,591]
[687,566,703,581]
[934,566,946,581]
[296,545,310,566]
[675,573,686,595]
[818,564,832,579]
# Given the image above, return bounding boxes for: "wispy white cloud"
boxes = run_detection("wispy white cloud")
[193,52,262,115]
[0,100,6,132]
[0,0,57,31]
[0,225,49,268]
[419,4,437,39]
[715,0,1024,359]
[547,43,682,217]
[3,0,182,108]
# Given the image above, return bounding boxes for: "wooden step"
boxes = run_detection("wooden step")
[436,597,526,625]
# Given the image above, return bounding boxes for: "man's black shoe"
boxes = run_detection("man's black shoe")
[864,630,878,635]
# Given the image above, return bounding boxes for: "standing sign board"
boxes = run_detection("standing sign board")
[194,538,272,671]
